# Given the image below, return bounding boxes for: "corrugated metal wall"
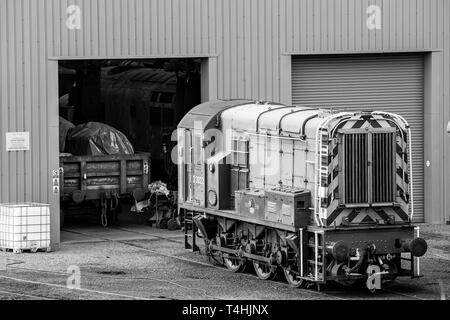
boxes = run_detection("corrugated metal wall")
[283,0,444,53]
[0,0,449,246]
[0,0,56,204]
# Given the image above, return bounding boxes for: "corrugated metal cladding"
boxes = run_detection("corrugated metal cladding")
[0,0,449,246]
[292,54,425,222]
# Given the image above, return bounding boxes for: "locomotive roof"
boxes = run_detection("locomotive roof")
[179,100,410,136]
[178,99,255,130]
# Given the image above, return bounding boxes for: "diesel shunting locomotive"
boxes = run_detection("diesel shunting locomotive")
[177,100,427,291]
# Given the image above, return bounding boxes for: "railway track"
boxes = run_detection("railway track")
[116,228,429,300]
[2,263,222,300]
[0,273,155,300]
[0,227,429,300]
[0,288,55,300]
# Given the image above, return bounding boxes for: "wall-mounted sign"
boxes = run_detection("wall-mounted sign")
[52,169,60,195]
[5,132,30,151]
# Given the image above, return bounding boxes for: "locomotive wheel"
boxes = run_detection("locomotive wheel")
[283,267,306,288]
[208,251,225,266]
[208,236,226,266]
[223,255,247,273]
[253,261,277,280]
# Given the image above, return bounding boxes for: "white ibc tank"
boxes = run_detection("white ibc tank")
[0,203,51,253]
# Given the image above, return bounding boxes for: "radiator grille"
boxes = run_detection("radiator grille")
[344,133,368,204]
[343,131,395,205]
[372,132,395,203]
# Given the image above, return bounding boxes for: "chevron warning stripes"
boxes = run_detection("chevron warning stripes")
[325,114,411,227]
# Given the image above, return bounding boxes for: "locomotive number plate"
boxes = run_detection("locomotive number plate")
[193,175,205,185]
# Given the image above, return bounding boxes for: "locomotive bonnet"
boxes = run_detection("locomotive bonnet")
[177,100,427,290]
[178,100,413,227]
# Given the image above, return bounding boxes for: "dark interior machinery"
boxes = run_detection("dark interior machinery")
[58,59,201,227]
[59,59,201,185]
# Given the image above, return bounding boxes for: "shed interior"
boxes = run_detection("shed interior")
[58,59,201,228]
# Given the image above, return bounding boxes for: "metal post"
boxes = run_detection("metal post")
[184,209,190,250]
[300,228,304,277]
[314,231,319,281]
[415,226,420,276]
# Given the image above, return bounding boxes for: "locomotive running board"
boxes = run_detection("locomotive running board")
[179,204,298,232]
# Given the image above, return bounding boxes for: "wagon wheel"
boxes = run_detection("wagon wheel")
[107,205,117,226]
[223,255,247,273]
[283,267,306,288]
[253,261,277,280]
[107,195,119,226]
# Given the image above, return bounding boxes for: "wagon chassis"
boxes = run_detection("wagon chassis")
[59,152,151,227]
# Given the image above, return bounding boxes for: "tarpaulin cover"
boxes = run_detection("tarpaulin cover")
[59,116,75,153]
[66,122,135,156]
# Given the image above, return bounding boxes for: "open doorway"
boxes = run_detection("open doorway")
[58,59,202,230]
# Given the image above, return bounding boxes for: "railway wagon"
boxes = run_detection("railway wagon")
[60,152,151,227]
[177,100,427,291]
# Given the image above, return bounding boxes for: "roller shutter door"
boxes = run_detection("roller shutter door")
[292,53,424,222]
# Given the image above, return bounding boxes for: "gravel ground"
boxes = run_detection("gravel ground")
[0,223,448,300]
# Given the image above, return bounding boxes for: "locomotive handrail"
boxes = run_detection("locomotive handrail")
[300,114,320,139]
[330,116,357,138]
[277,107,319,134]
[246,131,308,142]
[407,127,414,221]
[371,111,410,130]
[254,102,273,133]
[255,105,293,133]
